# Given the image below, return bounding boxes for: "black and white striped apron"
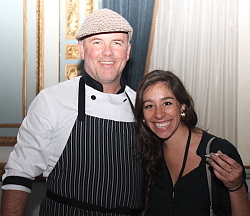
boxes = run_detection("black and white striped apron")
[39,77,143,215]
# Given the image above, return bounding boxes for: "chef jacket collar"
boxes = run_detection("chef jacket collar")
[82,71,126,94]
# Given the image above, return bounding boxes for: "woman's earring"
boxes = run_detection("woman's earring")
[142,119,146,123]
[181,111,186,121]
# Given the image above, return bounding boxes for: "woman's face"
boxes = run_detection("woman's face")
[142,82,185,140]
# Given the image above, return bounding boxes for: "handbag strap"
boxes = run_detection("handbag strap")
[205,137,216,216]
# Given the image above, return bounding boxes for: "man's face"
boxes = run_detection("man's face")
[78,32,131,87]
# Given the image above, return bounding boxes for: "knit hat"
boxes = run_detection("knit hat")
[76,8,133,41]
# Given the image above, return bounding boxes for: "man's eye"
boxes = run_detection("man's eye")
[93,41,101,44]
[113,41,122,45]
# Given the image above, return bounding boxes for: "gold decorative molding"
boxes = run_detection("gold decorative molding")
[0,137,17,146]
[66,0,79,39]
[65,45,79,59]
[36,0,44,94]
[65,64,80,80]
[144,0,159,75]
[86,0,94,16]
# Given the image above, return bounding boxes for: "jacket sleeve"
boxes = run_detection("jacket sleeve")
[2,89,55,192]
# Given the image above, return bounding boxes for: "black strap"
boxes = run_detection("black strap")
[125,92,135,114]
[177,128,192,180]
[2,176,33,190]
[46,189,143,215]
[78,76,86,122]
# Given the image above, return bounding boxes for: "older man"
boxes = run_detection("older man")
[1,9,143,216]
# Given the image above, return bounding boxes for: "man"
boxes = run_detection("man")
[1,9,143,215]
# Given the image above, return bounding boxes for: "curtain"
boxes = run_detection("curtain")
[148,0,238,145]
[101,0,156,90]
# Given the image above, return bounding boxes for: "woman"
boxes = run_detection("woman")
[134,70,250,215]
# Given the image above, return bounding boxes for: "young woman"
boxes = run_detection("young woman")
[134,70,250,215]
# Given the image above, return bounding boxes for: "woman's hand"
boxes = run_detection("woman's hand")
[208,150,243,190]
[208,150,250,216]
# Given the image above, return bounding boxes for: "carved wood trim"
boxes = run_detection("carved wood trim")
[0,137,17,146]
[0,124,21,128]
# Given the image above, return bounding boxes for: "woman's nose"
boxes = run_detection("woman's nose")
[154,106,165,119]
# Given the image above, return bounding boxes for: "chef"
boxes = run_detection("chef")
[1,9,143,216]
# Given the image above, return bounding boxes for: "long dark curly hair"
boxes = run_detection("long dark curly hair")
[134,70,198,214]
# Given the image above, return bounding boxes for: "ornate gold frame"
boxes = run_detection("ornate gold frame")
[0,0,95,148]
[36,0,44,95]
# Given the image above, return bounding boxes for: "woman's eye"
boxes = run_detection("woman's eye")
[164,101,172,106]
[144,104,153,109]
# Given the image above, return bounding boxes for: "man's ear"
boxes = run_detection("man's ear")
[126,43,131,61]
[77,41,85,60]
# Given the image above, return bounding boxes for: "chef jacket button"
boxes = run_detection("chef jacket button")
[91,95,96,100]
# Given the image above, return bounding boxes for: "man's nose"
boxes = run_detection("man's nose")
[102,45,114,56]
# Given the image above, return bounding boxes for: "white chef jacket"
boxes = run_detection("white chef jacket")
[2,76,136,193]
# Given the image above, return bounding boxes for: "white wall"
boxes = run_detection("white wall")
[237,0,250,166]
[44,0,60,88]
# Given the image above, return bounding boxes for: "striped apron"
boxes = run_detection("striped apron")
[39,77,143,215]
